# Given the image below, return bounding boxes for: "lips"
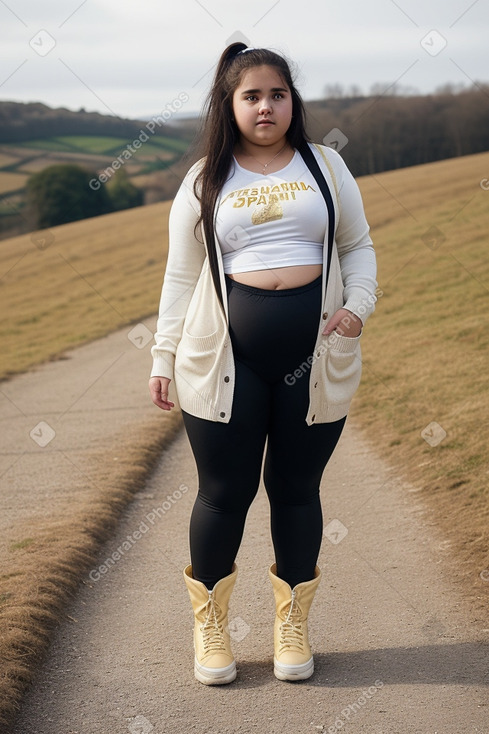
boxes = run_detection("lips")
[257,120,274,126]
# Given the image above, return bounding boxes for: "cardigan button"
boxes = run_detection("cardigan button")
[220,411,226,418]
[311,414,316,422]
[322,312,328,320]
[224,376,230,383]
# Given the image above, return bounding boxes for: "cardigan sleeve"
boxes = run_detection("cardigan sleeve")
[150,162,206,379]
[322,147,378,323]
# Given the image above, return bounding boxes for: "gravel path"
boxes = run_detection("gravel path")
[12,406,488,733]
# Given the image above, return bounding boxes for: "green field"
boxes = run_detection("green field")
[0,134,190,237]
[2,134,189,158]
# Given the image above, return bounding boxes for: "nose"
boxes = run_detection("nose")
[258,97,272,115]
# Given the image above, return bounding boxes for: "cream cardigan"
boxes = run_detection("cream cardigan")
[151,143,377,424]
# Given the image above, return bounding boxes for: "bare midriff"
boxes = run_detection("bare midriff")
[227,263,322,290]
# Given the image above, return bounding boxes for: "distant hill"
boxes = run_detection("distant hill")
[0,101,198,240]
[0,101,195,144]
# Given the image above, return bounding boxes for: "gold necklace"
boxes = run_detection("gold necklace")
[241,142,289,175]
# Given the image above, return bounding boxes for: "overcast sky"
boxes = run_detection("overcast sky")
[1,0,488,121]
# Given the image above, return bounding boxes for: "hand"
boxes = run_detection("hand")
[149,376,175,411]
[322,308,363,338]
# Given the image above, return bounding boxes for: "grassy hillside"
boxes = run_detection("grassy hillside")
[0,200,172,378]
[352,151,489,601]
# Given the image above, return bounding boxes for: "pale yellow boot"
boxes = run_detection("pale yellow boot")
[269,563,321,681]
[183,564,237,685]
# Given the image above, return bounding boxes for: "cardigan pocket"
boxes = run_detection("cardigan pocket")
[175,329,222,406]
[323,332,362,403]
[176,330,220,373]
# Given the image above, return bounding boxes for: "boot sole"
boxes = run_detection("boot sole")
[274,656,314,681]
[194,658,237,685]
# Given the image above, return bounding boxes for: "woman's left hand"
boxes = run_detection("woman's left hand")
[322,308,363,338]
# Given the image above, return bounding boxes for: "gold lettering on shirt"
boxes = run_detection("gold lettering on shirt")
[222,181,316,224]
[222,181,315,205]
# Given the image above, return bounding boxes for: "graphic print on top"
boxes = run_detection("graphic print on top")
[215,151,328,273]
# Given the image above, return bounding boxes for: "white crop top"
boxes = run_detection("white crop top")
[215,150,327,274]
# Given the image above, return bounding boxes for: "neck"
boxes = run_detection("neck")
[236,137,290,161]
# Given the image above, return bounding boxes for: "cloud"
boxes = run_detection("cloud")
[0,0,487,118]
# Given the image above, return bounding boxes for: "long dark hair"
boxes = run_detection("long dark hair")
[194,42,310,305]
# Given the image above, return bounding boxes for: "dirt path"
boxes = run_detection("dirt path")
[12,413,488,733]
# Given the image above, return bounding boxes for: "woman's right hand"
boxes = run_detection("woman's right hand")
[149,376,175,411]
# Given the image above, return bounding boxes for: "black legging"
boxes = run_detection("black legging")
[182,275,346,590]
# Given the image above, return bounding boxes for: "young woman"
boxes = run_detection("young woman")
[149,42,377,686]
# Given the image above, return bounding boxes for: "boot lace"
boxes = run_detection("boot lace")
[279,590,305,653]
[200,593,226,653]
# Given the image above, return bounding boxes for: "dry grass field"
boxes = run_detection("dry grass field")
[0,172,28,195]
[0,151,488,725]
[0,152,20,168]
[352,151,489,602]
[0,407,183,729]
[0,201,172,378]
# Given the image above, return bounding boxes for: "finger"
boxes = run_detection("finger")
[160,391,175,409]
[322,318,340,336]
[149,388,171,410]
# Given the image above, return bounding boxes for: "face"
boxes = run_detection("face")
[231,65,293,148]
